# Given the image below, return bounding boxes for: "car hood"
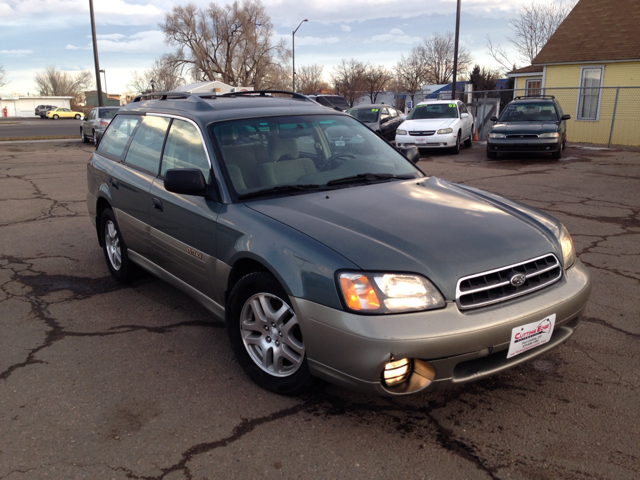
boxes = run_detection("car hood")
[401,118,457,131]
[246,177,562,300]
[491,122,559,134]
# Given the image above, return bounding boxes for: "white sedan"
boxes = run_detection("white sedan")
[395,100,474,154]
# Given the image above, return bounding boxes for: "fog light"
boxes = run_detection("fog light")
[383,358,412,386]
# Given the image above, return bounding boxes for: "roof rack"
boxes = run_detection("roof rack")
[220,90,312,102]
[131,91,217,103]
[513,95,555,100]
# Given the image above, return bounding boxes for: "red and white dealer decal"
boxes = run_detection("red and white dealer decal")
[507,314,556,359]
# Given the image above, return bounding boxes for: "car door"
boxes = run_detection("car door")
[379,107,392,140]
[82,109,96,136]
[148,117,223,301]
[100,114,170,259]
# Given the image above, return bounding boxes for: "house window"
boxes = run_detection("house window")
[525,79,542,97]
[577,67,603,120]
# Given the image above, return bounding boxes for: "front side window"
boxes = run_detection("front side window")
[97,115,142,160]
[211,115,421,197]
[407,103,459,120]
[577,67,603,120]
[124,115,171,173]
[161,119,211,183]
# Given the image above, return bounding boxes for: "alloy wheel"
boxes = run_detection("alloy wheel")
[239,292,305,377]
[104,220,122,271]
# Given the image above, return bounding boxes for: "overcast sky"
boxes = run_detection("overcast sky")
[0,0,569,95]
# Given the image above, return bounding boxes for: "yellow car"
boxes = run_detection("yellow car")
[46,107,84,120]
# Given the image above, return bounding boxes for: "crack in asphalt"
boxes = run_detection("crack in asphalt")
[582,316,640,339]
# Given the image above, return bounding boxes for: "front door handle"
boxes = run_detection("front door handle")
[152,198,163,212]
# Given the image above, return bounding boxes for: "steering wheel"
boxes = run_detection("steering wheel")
[318,152,355,171]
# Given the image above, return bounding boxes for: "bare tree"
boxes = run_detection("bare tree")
[487,1,576,72]
[128,55,186,94]
[395,47,427,104]
[362,64,392,103]
[160,0,290,89]
[0,65,8,88]
[421,32,472,85]
[332,59,366,107]
[34,66,93,107]
[468,64,499,94]
[296,64,328,95]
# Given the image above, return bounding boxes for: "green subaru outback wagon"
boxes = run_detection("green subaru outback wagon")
[87,91,591,396]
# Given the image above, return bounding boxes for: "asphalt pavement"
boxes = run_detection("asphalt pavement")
[0,140,638,479]
[0,116,82,139]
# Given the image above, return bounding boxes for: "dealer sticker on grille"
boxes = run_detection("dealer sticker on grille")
[507,314,556,359]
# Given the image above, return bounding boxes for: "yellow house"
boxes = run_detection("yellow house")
[508,0,640,147]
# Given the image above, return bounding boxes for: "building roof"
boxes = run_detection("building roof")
[508,65,544,76]
[533,0,640,65]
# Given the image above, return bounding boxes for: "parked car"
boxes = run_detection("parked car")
[486,96,570,160]
[307,94,350,111]
[395,100,474,154]
[87,90,591,396]
[347,104,405,141]
[35,105,57,118]
[46,107,84,120]
[81,106,120,146]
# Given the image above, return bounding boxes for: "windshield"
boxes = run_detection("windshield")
[499,103,558,122]
[347,107,380,123]
[407,103,458,120]
[210,114,422,198]
[99,108,119,119]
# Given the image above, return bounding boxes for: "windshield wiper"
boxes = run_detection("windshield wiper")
[238,184,321,200]
[327,173,415,186]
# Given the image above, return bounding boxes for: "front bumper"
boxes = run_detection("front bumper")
[396,131,457,149]
[487,137,561,153]
[290,259,591,396]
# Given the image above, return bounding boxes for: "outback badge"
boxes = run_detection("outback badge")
[187,248,203,259]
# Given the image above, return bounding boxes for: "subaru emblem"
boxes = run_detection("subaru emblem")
[510,273,526,286]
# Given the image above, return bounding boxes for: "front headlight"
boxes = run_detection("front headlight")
[539,132,560,138]
[396,129,407,135]
[338,272,445,313]
[559,224,576,268]
[437,128,453,134]
[489,133,506,138]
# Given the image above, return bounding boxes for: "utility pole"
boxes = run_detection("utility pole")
[89,0,103,107]
[292,19,308,92]
[451,0,461,101]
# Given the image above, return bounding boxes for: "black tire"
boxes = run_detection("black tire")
[551,148,562,160]
[486,147,498,160]
[226,272,312,395]
[464,127,473,148]
[100,208,135,282]
[452,131,461,154]
[93,131,99,147]
[81,128,89,143]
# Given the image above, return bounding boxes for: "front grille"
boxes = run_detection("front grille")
[409,131,435,136]
[505,134,539,138]
[456,254,562,310]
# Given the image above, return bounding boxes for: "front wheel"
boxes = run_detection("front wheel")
[93,131,99,147]
[464,126,473,148]
[100,208,135,282]
[226,272,312,395]
[486,148,498,160]
[551,148,562,160]
[81,128,89,143]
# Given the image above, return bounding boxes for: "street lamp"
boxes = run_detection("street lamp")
[150,78,156,93]
[292,19,308,93]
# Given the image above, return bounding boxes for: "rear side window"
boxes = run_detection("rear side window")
[97,115,142,160]
[161,120,211,183]
[124,116,171,174]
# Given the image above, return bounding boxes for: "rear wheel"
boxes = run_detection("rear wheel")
[100,208,135,282]
[227,272,312,395]
[74,114,81,120]
[53,114,59,120]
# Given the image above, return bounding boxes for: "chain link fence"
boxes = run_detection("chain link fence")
[462,87,640,147]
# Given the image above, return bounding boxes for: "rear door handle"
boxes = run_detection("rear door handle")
[152,198,163,212]
[111,178,119,189]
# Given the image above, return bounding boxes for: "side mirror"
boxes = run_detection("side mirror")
[561,114,571,120]
[490,116,498,122]
[399,146,420,164]
[461,112,469,118]
[164,169,207,196]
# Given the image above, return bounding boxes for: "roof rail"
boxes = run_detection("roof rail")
[513,95,556,100]
[220,90,312,101]
[131,91,216,103]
